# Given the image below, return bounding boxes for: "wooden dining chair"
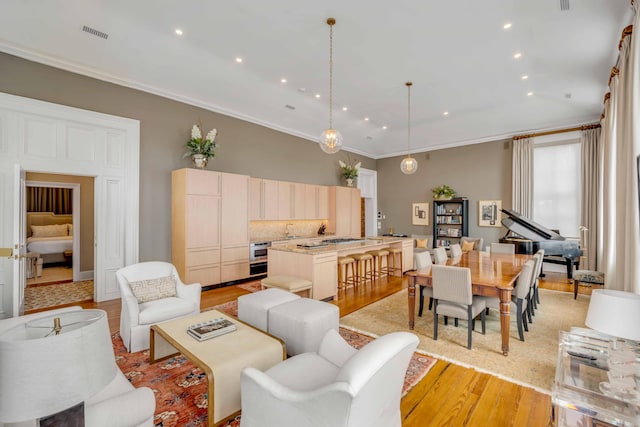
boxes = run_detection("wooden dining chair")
[414,251,433,316]
[432,265,486,349]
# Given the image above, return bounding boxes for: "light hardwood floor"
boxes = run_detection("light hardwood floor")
[65,270,584,426]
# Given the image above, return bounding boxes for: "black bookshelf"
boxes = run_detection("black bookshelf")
[433,198,469,248]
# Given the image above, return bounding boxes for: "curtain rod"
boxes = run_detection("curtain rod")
[513,124,600,140]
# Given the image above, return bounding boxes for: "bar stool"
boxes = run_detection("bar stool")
[366,249,390,281]
[337,256,356,290]
[384,247,403,277]
[350,253,374,286]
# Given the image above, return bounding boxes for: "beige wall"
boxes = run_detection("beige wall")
[25,173,95,272]
[376,140,513,247]
[0,52,375,262]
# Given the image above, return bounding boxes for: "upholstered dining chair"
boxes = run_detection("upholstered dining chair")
[460,236,484,252]
[449,243,463,257]
[432,246,448,264]
[414,251,433,316]
[116,261,201,352]
[482,260,535,341]
[432,265,486,349]
[490,242,516,254]
[240,329,419,427]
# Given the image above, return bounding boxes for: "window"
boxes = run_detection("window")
[533,139,581,237]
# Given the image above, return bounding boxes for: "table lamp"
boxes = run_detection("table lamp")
[0,309,117,425]
[585,289,640,400]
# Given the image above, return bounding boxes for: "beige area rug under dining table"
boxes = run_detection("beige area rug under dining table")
[340,288,590,394]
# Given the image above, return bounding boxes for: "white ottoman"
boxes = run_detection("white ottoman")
[268,298,340,356]
[237,288,300,332]
[261,275,313,298]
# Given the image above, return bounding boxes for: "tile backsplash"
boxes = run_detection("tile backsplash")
[250,220,328,242]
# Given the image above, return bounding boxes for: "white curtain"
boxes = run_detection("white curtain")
[601,14,640,293]
[512,138,534,217]
[580,128,602,271]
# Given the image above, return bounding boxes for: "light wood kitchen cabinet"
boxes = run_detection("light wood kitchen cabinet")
[293,183,305,219]
[277,181,292,220]
[312,252,338,300]
[249,178,278,220]
[318,185,329,219]
[328,186,361,238]
[221,172,250,282]
[304,184,318,219]
[172,168,221,286]
[401,238,414,274]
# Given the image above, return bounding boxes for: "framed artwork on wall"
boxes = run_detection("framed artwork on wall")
[412,202,429,226]
[479,200,502,227]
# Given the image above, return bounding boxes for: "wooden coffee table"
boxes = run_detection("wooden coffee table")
[150,310,285,426]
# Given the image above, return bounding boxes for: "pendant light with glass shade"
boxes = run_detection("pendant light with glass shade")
[400,82,418,174]
[319,18,343,154]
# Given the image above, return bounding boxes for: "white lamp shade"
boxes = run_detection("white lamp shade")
[400,156,418,174]
[585,289,640,342]
[0,309,117,422]
[319,129,343,154]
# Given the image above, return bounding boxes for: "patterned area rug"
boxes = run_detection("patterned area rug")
[236,281,262,293]
[114,300,435,427]
[340,288,590,393]
[24,280,93,311]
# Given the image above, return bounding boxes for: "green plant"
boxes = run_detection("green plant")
[184,125,218,159]
[339,159,361,179]
[432,184,456,199]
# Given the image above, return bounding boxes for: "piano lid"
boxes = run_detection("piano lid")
[500,208,564,242]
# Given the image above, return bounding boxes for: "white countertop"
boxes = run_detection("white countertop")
[268,236,411,255]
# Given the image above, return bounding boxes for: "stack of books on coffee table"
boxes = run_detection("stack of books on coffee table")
[187,317,237,341]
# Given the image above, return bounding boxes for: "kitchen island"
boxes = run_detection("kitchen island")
[268,237,413,301]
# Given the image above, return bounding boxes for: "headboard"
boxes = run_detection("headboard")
[26,212,73,237]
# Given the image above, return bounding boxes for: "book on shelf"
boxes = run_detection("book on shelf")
[187,317,236,341]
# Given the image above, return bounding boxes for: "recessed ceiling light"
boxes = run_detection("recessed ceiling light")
[521,75,529,80]
[503,23,512,30]
[527,91,534,96]
[315,94,321,98]
[298,88,306,93]
[513,52,522,59]
[342,106,348,111]
[382,125,388,130]
[175,29,183,36]
[280,78,287,83]
[364,117,369,121]
[235,57,243,63]
[366,136,373,140]
[443,111,449,116]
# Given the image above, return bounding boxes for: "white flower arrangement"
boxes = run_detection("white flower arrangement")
[339,158,361,179]
[184,124,218,159]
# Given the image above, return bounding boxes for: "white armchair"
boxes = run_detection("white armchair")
[0,307,155,427]
[240,329,419,427]
[116,261,201,352]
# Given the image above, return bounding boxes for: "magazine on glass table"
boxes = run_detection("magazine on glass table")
[187,317,237,341]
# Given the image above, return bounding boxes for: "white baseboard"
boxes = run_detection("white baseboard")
[78,270,94,281]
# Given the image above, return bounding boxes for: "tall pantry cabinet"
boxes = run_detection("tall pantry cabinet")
[172,168,250,286]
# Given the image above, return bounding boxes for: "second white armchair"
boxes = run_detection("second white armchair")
[116,261,201,352]
[240,329,419,427]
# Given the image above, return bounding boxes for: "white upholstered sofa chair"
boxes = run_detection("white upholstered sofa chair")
[0,306,155,427]
[240,329,419,427]
[116,261,201,352]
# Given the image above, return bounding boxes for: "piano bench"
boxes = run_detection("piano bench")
[543,256,580,279]
[572,270,605,299]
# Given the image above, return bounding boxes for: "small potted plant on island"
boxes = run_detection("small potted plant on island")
[432,184,456,200]
[184,124,218,169]
[339,158,361,187]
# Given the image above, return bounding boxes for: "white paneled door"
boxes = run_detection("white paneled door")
[0,92,140,317]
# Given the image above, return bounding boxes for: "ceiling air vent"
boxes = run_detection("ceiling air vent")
[82,25,109,40]
[560,0,570,11]
[285,104,296,110]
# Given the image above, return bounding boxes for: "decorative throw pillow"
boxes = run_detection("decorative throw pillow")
[31,224,69,238]
[128,276,177,303]
[416,239,428,248]
[67,223,73,236]
[461,240,476,252]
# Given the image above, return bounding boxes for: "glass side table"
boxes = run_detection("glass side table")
[552,328,640,426]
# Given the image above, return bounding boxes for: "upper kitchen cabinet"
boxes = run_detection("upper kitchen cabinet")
[249,178,278,220]
[328,186,361,238]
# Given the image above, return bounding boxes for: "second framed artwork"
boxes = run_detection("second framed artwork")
[478,200,502,227]
[412,202,429,226]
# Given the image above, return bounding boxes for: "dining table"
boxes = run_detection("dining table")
[406,250,532,356]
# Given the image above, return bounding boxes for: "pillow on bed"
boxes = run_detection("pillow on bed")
[31,224,69,238]
[67,224,73,236]
[128,276,177,303]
